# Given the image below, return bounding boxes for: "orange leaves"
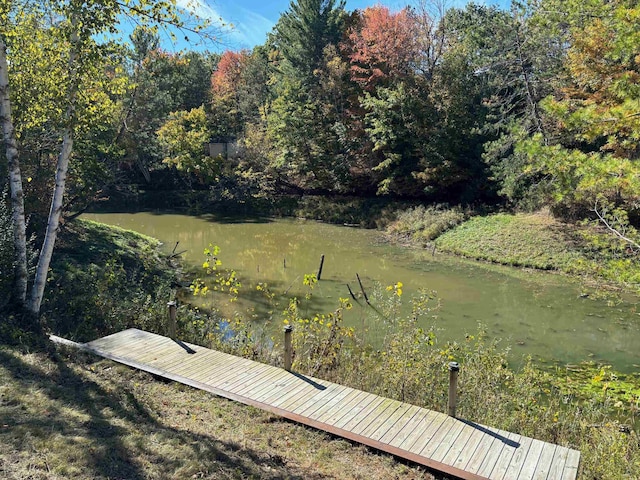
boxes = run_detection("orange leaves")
[343,6,420,91]
[210,50,249,98]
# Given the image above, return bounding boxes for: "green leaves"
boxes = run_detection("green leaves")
[275,0,345,84]
[510,1,640,214]
[157,106,217,180]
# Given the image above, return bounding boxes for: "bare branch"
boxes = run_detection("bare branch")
[593,202,640,252]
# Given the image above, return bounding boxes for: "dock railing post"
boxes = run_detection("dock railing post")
[284,325,293,371]
[167,301,177,339]
[448,361,460,418]
[317,254,325,281]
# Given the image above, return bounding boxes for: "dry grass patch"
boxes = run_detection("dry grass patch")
[0,345,442,480]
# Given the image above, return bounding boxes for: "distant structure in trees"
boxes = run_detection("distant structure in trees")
[208,137,238,159]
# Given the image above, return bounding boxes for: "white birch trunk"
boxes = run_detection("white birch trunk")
[0,35,28,304]
[27,129,73,314]
[27,24,79,316]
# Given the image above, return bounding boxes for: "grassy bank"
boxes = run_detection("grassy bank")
[39,219,180,342]
[435,212,586,271]
[0,345,439,480]
[387,207,640,294]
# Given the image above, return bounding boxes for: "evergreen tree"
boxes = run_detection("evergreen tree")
[275,0,346,83]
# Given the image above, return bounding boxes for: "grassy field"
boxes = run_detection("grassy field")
[0,345,441,480]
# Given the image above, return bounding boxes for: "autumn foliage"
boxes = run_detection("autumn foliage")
[344,6,419,91]
[211,50,249,98]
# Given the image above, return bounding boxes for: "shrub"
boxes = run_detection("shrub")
[184,276,639,479]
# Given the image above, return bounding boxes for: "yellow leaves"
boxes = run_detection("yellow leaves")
[302,273,317,287]
[387,281,403,297]
[157,106,217,178]
[338,297,352,310]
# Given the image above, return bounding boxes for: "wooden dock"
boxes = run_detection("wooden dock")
[56,328,580,480]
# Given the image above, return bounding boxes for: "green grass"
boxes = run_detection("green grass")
[41,219,180,342]
[385,206,640,296]
[0,345,440,480]
[430,211,640,294]
[434,212,587,271]
[386,205,468,245]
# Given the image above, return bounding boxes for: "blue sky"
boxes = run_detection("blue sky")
[171,0,511,52]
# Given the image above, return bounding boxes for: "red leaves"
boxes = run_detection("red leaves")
[343,6,420,91]
[211,50,249,98]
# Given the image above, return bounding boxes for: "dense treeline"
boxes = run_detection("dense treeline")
[6,0,638,214]
[159,0,640,219]
[1,0,639,315]
[1,0,637,212]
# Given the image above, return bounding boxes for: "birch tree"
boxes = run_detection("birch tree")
[1,0,217,317]
[0,27,28,304]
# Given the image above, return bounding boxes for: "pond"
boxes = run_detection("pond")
[84,212,640,373]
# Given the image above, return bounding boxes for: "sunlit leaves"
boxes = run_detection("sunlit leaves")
[516,1,640,213]
[156,106,217,180]
[211,50,249,99]
[275,0,345,83]
[344,6,419,91]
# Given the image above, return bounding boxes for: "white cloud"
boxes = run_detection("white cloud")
[173,0,275,49]
[231,8,276,49]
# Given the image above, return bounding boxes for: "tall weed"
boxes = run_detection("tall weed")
[181,266,639,479]
[387,205,467,244]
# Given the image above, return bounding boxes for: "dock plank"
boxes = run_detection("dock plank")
[430,418,466,463]
[517,439,545,480]
[337,395,386,431]
[532,443,557,480]
[61,329,579,480]
[369,403,413,442]
[561,449,581,480]
[476,429,509,478]
[500,435,534,480]
[356,399,403,437]
[408,411,450,454]
[485,430,521,480]
[303,385,354,419]
[313,388,363,422]
[376,404,421,443]
[448,426,485,472]
[387,408,433,448]
[418,416,459,459]
[315,390,370,425]
[545,446,568,480]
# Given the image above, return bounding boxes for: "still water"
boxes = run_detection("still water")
[84,212,640,372]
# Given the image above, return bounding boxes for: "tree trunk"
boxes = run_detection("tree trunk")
[514,27,547,143]
[27,23,79,316]
[0,36,28,305]
[27,130,73,315]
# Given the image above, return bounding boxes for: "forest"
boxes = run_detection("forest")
[3,0,639,318]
